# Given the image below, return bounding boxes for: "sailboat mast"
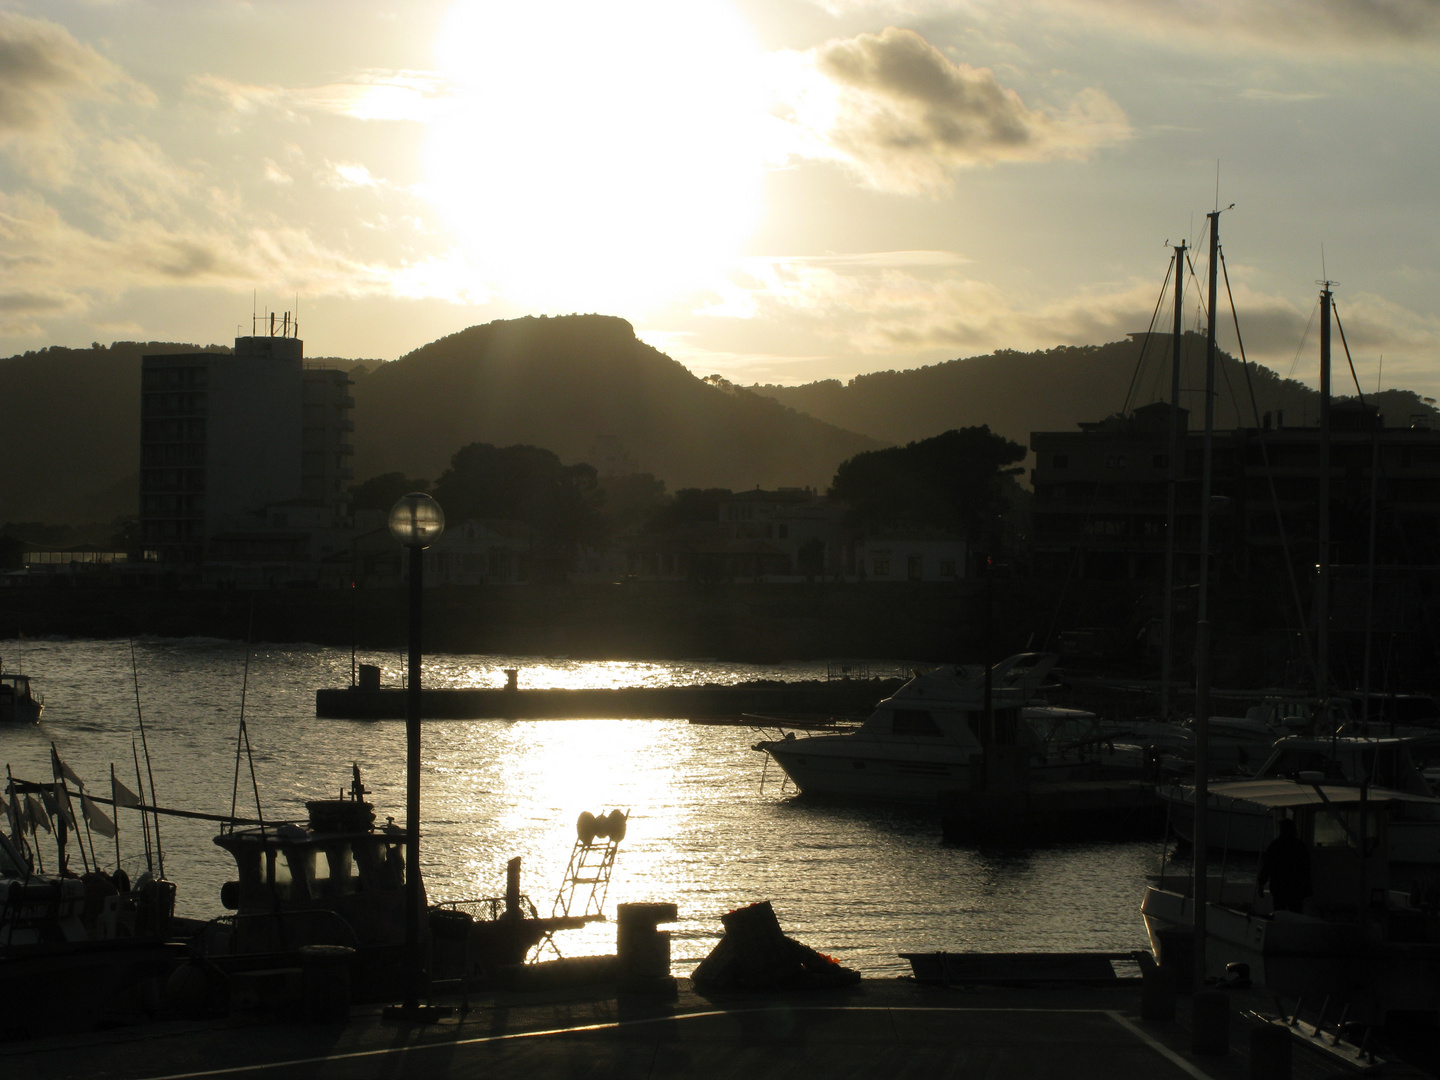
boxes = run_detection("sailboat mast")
[1161,242,1186,719]
[1316,285,1332,723]
[1192,209,1222,992]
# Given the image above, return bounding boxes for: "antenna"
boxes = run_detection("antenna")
[251,290,257,336]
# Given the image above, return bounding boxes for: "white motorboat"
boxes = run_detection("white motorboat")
[752,653,1140,803]
[1141,779,1440,1023]
[1159,734,1440,854]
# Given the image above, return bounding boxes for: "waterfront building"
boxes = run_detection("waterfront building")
[138,320,354,573]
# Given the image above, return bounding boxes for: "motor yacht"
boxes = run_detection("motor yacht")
[752,653,1137,803]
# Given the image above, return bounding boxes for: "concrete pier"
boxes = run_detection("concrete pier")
[5,976,1420,1080]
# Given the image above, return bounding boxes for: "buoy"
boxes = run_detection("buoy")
[607,809,627,843]
[577,811,597,845]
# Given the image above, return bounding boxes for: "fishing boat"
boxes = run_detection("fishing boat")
[1,777,186,1036]
[751,653,1146,803]
[0,666,43,724]
[1140,777,1440,1024]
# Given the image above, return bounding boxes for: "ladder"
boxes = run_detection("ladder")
[531,808,627,960]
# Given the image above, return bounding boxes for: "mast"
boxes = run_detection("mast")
[1161,242,1186,719]
[1192,208,1224,992]
[1316,284,1333,726]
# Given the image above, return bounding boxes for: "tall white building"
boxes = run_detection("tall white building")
[139,324,353,566]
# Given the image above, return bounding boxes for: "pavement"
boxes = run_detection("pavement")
[3,976,1433,1080]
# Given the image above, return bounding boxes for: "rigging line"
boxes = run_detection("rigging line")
[130,640,164,880]
[1039,254,1174,651]
[1285,299,1320,385]
[1329,300,1367,405]
[1331,302,1440,689]
[230,594,266,833]
[1220,252,1319,691]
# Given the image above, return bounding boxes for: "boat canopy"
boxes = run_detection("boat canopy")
[1204,778,1440,810]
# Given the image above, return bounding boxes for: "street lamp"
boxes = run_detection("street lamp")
[387,492,443,1014]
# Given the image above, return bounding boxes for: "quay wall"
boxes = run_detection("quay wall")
[0,579,1134,664]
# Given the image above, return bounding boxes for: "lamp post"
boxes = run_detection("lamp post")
[387,492,444,1013]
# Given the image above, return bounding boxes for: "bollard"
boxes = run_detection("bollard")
[1248,1022,1292,1080]
[300,945,355,1024]
[1140,963,1177,1023]
[1191,989,1230,1056]
[616,902,678,994]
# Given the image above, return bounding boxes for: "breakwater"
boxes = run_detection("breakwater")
[315,679,903,719]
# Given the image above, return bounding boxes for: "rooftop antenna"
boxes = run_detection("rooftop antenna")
[294,292,299,339]
[251,290,257,336]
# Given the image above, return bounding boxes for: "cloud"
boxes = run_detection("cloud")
[188,70,449,125]
[775,28,1130,195]
[1040,0,1440,55]
[694,249,1440,391]
[0,12,138,133]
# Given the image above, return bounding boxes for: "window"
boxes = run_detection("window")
[872,558,890,576]
[778,524,789,539]
[1053,455,1069,469]
[907,555,923,581]
[939,560,957,577]
[1152,454,1168,469]
[893,709,943,736]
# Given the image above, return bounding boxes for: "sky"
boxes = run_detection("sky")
[1,0,1438,398]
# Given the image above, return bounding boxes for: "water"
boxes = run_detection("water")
[1,637,1160,976]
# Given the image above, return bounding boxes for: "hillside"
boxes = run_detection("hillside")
[752,333,1440,452]
[349,314,882,490]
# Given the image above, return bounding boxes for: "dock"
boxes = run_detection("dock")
[6,974,1422,1080]
[315,680,901,720]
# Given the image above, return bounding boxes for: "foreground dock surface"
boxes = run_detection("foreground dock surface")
[6,977,1433,1080]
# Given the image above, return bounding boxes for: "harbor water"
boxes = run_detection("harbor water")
[1,637,1160,976]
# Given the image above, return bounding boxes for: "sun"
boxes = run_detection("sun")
[424,0,766,315]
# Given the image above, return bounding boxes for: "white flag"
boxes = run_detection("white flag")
[50,785,76,830]
[26,794,51,833]
[82,795,116,839]
[56,757,84,789]
[112,775,141,809]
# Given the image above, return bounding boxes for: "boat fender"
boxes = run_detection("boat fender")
[577,811,597,846]
[111,867,130,894]
[606,809,626,843]
[220,880,240,910]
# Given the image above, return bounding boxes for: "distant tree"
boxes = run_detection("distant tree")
[598,473,667,535]
[644,488,733,533]
[829,426,1026,544]
[350,473,430,514]
[430,443,604,577]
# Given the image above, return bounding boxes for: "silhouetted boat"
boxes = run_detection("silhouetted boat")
[0,666,42,724]
[197,766,594,997]
[752,653,1146,804]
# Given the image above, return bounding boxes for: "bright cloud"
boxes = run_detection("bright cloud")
[775,27,1130,195]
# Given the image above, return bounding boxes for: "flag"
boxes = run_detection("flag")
[82,795,116,839]
[112,774,141,809]
[25,794,51,833]
[49,785,76,829]
[55,757,84,789]
[8,792,24,831]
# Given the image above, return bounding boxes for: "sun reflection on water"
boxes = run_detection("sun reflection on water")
[2,639,1161,976]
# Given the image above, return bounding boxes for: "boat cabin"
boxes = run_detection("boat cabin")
[212,777,418,953]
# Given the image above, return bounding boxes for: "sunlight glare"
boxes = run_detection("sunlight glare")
[425,0,766,314]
